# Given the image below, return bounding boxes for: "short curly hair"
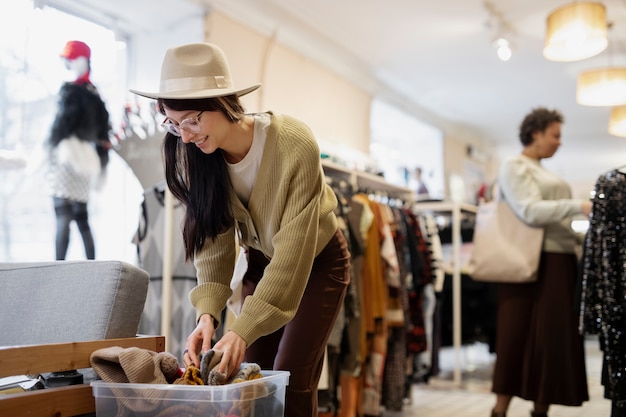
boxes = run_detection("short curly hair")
[519,107,564,146]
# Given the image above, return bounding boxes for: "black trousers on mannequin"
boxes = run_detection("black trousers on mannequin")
[53,196,95,260]
[242,229,350,417]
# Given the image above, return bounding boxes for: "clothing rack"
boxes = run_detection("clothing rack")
[412,201,477,387]
[321,159,415,202]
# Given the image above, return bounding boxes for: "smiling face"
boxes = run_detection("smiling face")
[163,108,231,154]
[530,121,561,159]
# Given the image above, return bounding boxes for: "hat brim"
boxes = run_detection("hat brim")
[129,83,261,100]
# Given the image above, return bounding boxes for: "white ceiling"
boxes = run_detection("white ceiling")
[204,1,626,162]
[61,0,626,183]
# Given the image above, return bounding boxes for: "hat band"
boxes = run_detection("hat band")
[160,75,231,93]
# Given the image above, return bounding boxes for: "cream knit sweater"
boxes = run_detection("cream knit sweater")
[191,113,338,345]
[499,154,584,254]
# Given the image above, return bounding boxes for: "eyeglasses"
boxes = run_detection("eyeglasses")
[161,111,204,137]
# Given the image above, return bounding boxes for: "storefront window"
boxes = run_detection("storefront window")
[370,99,445,200]
[0,1,141,262]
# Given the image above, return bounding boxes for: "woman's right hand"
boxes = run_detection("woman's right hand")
[183,314,216,368]
[581,200,592,217]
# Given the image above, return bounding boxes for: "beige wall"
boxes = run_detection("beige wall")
[443,133,499,202]
[206,12,371,154]
[205,11,495,200]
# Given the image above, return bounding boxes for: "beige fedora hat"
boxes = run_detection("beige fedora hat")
[130,42,260,99]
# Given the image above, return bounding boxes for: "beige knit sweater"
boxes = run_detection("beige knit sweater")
[191,113,338,346]
[499,154,584,254]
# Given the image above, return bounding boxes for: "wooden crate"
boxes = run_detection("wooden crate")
[0,336,165,417]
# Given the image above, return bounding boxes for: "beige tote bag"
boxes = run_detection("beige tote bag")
[467,198,544,283]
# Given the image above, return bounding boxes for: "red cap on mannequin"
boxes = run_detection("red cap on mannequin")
[60,40,91,60]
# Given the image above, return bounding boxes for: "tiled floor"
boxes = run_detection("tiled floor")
[395,336,611,417]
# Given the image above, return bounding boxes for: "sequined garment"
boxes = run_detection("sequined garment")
[579,169,626,406]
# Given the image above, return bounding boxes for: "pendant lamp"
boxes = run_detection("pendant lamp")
[609,106,626,137]
[543,2,608,62]
[577,68,626,106]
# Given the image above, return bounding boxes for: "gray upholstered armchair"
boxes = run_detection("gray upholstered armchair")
[0,260,155,417]
[0,260,150,346]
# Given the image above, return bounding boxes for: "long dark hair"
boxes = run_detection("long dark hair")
[159,95,246,260]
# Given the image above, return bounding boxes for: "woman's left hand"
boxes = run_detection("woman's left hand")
[212,330,247,379]
[184,314,216,368]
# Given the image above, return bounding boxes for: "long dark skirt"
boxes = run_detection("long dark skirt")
[491,251,589,406]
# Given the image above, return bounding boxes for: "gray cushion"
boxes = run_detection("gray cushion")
[0,260,149,346]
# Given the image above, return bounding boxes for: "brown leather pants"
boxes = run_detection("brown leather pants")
[242,229,350,417]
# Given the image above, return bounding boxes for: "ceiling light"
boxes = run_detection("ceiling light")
[577,68,626,106]
[609,106,626,137]
[484,1,515,61]
[543,2,608,62]
[494,37,512,61]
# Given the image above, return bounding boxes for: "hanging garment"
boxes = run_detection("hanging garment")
[382,207,411,412]
[400,208,431,354]
[579,168,626,410]
[352,195,388,417]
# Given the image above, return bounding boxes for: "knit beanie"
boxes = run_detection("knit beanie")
[90,346,182,417]
[90,346,181,384]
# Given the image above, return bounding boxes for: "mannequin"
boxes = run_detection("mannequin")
[45,40,111,260]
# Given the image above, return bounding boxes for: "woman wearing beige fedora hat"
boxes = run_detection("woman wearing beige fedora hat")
[130,42,350,416]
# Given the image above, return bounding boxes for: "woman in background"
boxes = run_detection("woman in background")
[490,107,591,417]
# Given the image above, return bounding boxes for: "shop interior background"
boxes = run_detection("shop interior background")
[0,1,442,262]
[2,0,626,262]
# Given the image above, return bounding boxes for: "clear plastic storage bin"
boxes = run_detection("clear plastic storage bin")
[91,370,289,417]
